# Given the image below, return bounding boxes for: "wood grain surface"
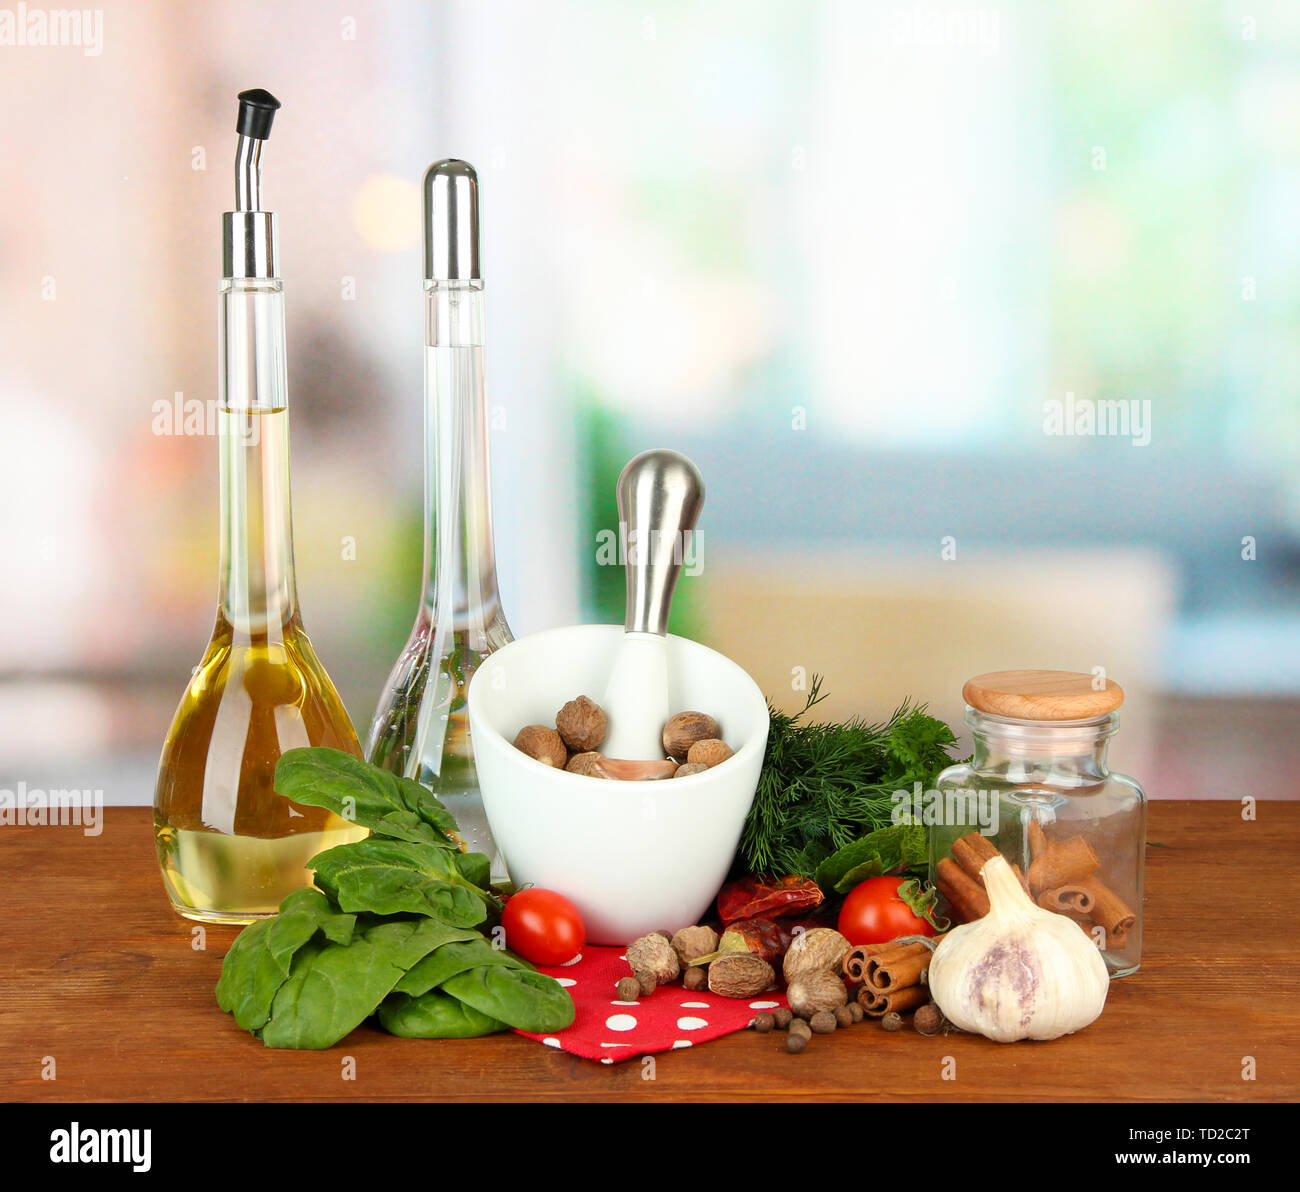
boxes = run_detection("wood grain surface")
[1,803,1296,1102]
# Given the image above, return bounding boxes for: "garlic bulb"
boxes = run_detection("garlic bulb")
[928,855,1109,1042]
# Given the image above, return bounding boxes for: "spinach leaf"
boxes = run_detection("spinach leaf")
[311,838,490,925]
[439,965,576,1033]
[393,938,533,998]
[378,991,508,1038]
[259,916,476,1049]
[813,822,929,894]
[215,888,356,1032]
[455,850,491,890]
[275,747,458,847]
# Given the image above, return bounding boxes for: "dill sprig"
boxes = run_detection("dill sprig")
[737,676,961,879]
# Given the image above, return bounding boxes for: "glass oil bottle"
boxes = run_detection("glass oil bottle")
[366,161,513,876]
[154,91,366,923]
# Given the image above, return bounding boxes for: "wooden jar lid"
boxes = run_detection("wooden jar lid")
[962,670,1124,721]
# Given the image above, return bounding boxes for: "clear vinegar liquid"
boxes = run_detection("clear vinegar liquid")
[153,407,367,923]
[367,330,513,879]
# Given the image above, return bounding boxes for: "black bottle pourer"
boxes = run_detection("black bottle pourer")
[236,88,280,141]
[225,89,281,280]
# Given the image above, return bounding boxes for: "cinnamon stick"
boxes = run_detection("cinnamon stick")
[936,857,989,922]
[1027,835,1100,896]
[866,941,933,991]
[950,832,998,878]
[952,833,1030,894]
[857,983,929,1017]
[842,941,899,986]
[1028,819,1049,860]
[1079,876,1136,936]
[1036,885,1095,917]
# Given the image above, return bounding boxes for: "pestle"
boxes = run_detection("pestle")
[600,450,706,760]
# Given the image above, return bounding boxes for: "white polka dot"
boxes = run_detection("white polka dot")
[672,1040,693,1049]
[601,1057,614,1064]
[560,953,583,967]
[680,1001,710,1009]
[605,1014,638,1032]
[542,1037,562,1048]
[676,1016,708,1030]
[749,1000,780,1009]
[610,999,638,1006]
[555,977,577,987]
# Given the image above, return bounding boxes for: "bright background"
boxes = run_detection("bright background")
[2,0,1297,803]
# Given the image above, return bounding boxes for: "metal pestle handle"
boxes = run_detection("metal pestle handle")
[617,450,705,637]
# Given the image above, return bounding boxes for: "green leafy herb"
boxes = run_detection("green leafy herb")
[394,938,533,998]
[437,965,577,1032]
[378,991,508,1039]
[260,916,479,1050]
[215,888,356,1032]
[739,677,960,879]
[813,822,930,894]
[310,837,491,926]
[214,748,575,1049]
[274,746,460,847]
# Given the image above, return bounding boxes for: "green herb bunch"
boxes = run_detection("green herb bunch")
[215,748,574,1049]
[738,677,960,881]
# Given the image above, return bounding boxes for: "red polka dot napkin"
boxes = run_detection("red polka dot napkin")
[515,945,786,1064]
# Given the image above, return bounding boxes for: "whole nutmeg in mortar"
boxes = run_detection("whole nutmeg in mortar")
[513,725,567,768]
[673,763,709,778]
[782,927,851,984]
[663,711,720,760]
[565,751,604,776]
[625,932,680,985]
[556,695,607,753]
[786,969,849,1020]
[708,952,775,998]
[686,738,734,768]
[671,925,719,968]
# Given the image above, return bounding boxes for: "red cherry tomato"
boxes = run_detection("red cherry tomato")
[837,877,936,945]
[501,888,585,966]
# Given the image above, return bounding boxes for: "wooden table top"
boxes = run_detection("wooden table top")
[2,801,1296,1102]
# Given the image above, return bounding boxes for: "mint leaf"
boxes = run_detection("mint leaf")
[812,822,929,894]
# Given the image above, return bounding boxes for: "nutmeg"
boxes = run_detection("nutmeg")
[662,711,721,760]
[670,925,719,968]
[625,932,680,985]
[513,725,567,768]
[564,751,604,776]
[707,952,774,999]
[686,738,734,768]
[556,695,607,753]
[673,763,709,778]
[786,969,849,1020]
[782,927,851,984]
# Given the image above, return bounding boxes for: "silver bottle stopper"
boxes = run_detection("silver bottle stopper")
[617,449,706,636]
[222,88,280,280]
[423,159,481,282]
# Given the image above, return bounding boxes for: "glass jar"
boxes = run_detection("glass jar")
[928,671,1146,977]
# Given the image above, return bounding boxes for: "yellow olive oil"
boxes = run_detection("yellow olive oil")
[152,399,365,923]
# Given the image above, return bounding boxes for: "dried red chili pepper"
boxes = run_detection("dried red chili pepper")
[717,874,824,925]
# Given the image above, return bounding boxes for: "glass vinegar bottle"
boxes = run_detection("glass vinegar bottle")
[366,160,512,875]
[153,91,366,923]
